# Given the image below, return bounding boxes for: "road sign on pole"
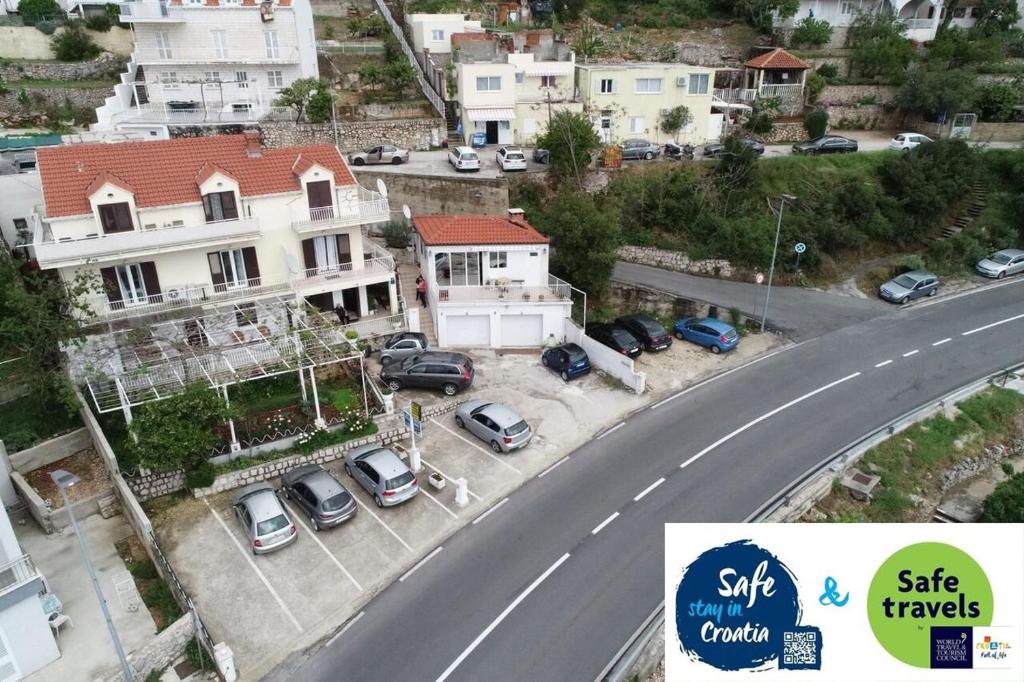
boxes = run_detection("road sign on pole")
[794,242,806,254]
[403,408,422,435]
[411,401,422,422]
[755,272,764,284]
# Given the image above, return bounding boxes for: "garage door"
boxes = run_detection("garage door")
[446,315,491,346]
[500,314,543,347]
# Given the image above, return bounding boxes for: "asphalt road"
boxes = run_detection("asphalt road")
[266,277,1024,682]
[613,261,887,339]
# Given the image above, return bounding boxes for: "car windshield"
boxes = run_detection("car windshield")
[322,491,352,512]
[567,347,588,363]
[386,471,415,490]
[256,514,289,536]
[989,253,1013,264]
[462,152,478,160]
[507,153,524,160]
[611,329,635,345]
[892,275,918,289]
[400,355,420,370]
[640,319,667,335]
[505,420,529,436]
[894,135,905,141]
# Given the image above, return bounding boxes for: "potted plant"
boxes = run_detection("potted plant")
[429,471,445,490]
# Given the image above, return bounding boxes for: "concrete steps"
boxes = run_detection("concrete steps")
[934,180,987,241]
[395,252,438,347]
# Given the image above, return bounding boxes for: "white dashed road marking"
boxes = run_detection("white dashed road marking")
[902,349,919,358]
[399,546,444,583]
[933,337,952,346]
[962,312,1024,336]
[633,478,666,502]
[875,360,893,368]
[591,512,620,535]
[327,611,364,647]
[537,456,569,478]
[472,497,509,525]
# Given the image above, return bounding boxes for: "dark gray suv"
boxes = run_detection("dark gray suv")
[280,464,357,531]
[380,351,474,395]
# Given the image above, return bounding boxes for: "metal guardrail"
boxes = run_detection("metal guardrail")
[372,0,446,117]
[148,530,217,670]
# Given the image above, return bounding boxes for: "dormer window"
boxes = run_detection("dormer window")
[98,202,134,234]
[202,191,239,222]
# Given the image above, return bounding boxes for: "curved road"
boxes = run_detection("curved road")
[267,277,1024,682]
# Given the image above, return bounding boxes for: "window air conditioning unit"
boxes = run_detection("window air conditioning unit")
[675,77,687,88]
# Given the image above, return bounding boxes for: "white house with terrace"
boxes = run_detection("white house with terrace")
[412,212,574,348]
[94,0,318,138]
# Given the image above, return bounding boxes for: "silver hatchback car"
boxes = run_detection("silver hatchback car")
[879,270,938,304]
[280,464,357,531]
[975,249,1024,279]
[233,483,297,555]
[454,400,532,453]
[344,444,419,507]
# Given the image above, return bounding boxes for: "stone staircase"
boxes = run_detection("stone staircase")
[395,251,438,347]
[938,180,987,240]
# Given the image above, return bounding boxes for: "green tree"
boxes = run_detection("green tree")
[52,25,101,62]
[928,27,1004,68]
[535,110,601,187]
[894,68,977,120]
[552,0,586,22]
[743,96,780,134]
[846,10,914,81]
[805,71,827,104]
[970,0,1022,36]
[803,109,829,138]
[790,17,833,48]
[305,88,333,123]
[573,17,604,62]
[358,62,385,91]
[979,471,1024,522]
[17,0,60,23]
[273,77,332,122]
[974,79,1023,121]
[384,60,416,92]
[728,0,799,32]
[534,191,621,300]
[714,134,763,213]
[128,383,235,473]
[659,105,693,137]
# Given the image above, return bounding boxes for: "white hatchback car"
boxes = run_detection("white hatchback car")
[448,146,481,172]
[888,133,932,152]
[495,146,527,171]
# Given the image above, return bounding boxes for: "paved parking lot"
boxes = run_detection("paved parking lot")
[152,337,780,677]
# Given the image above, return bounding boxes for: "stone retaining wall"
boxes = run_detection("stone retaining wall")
[827,104,902,131]
[0,53,125,82]
[355,169,509,216]
[760,121,809,144]
[616,246,733,279]
[818,84,898,106]
[0,26,132,60]
[609,281,760,329]
[0,86,108,126]
[103,616,195,682]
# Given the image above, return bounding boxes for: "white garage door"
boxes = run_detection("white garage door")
[446,315,491,346]
[500,314,543,347]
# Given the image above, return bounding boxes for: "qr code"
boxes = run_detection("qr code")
[779,628,822,670]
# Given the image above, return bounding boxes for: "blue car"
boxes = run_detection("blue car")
[541,343,591,381]
[674,317,739,354]
[470,132,488,149]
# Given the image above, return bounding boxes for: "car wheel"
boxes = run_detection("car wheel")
[344,463,353,477]
[899,295,909,305]
[998,271,1006,279]
[710,345,721,354]
[353,158,365,166]
[442,382,458,396]
[381,355,393,366]
[387,379,402,391]
[391,157,402,165]
[675,331,685,340]
[490,440,502,453]
[252,546,258,556]
[541,354,549,367]
[374,495,384,508]
[282,488,290,500]
[928,287,937,297]
[455,415,465,429]
[311,516,320,532]
[643,151,654,160]
[560,370,570,382]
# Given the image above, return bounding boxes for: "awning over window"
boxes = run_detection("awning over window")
[522,67,569,77]
[465,107,515,122]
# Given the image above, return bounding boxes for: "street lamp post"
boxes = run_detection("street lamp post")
[50,470,134,682]
[761,194,797,334]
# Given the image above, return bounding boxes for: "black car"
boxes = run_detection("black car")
[541,343,592,382]
[792,135,858,155]
[703,138,765,158]
[280,464,357,531]
[585,323,643,358]
[532,148,550,164]
[615,314,673,351]
[380,351,474,395]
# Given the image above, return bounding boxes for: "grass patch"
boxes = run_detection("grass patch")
[0,396,82,452]
[127,558,182,631]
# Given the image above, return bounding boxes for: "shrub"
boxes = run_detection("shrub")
[330,388,359,412]
[185,460,216,489]
[805,71,827,104]
[790,17,833,48]
[18,0,60,24]
[382,221,411,248]
[893,254,926,274]
[34,19,56,35]
[344,329,359,340]
[2,429,38,452]
[52,24,101,61]
[659,105,693,137]
[128,559,159,580]
[980,472,1024,522]
[803,109,829,138]
[323,24,336,40]
[816,63,839,80]
[84,13,112,32]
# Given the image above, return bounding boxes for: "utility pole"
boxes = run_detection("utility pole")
[761,194,797,334]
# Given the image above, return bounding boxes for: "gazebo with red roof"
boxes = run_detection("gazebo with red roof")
[742,48,810,110]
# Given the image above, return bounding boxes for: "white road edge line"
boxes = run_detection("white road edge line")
[421,458,481,501]
[420,488,460,520]
[349,495,414,554]
[204,500,303,632]
[962,312,1024,336]
[680,372,862,471]
[591,512,620,535]
[288,506,364,592]
[431,419,523,475]
[537,455,569,478]
[633,478,666,502]
[875,360,893,368]
[326,611,365,647]
[434,553,572,682]
[399,546,444,583]
[933,337,952,346]
[597,422,626,440]
[472,497,509,525]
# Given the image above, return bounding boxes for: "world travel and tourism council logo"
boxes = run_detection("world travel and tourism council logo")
[867,542,995,669]
[673,540,822,672]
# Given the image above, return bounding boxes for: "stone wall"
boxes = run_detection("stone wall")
[260,118,446,151]
[0,26,132,60]
[103,616,195,682]
[0,53,125,82]
[0,86,108,126]
[827,104,902,131]
[760,121,809,144]
[817,84,898,106]
[970,121,1024,142]
[609,281,760,329]
[355,169,510,215]
[616,246,733,279]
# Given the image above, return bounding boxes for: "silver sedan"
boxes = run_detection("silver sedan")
[348,144,410,166]
[454,400,532,453]
[976,249,1024,279]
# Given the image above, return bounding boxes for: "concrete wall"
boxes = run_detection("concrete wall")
[0,172,42,249]
[566,321,645,394]
[11,469,111,534]
[0,26,132,60]
[103,615,195,682]
[0,588,60,678]
[970,121,1024,142]
[355,170,509,215]
[8,428,91,473]
[617,246,733,279]
[817,84,899,106]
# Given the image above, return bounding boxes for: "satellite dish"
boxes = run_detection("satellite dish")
[285,253,300,275]
[376,178,388,198]
[402,204,411,220]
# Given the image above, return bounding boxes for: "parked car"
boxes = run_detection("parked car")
[879,270,939,304]
[448,146,481,172]
[348,144,409,166]
[470,132,488,148]
[703,138,765,158]
[615,314,673,351]
[454,400,533,453]
[380,351,474,395]
[233,483,297,555]
[792,135,858,155]
[533,148,550,164]
[344,444,418,508]
[496,146,528,171]
[621,139,661,160]
[280,464,357,531]
[380,331,429,365]
[888,133,932,152]
[975,249,1024,279]
[585,322,643,358]
[541,343,591,381]
[674,317,739,354]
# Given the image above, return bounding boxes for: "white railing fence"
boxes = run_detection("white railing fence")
[0,554,38,593]
[371,0,446,116]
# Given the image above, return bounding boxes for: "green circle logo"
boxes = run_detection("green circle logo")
[867,542,993,667]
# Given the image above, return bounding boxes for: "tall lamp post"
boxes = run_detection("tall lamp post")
[50,470,134,682]
[761,194,797,334]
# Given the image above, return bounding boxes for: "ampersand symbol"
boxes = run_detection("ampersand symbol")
[819,576,849,607]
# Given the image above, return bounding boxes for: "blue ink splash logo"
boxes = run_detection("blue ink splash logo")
[674,539,822,671]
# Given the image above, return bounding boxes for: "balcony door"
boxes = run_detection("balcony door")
[302,235,351,275]
[306,181,334,222]
[202,191,239,222]
[208,246,260,291]
[98,202,134,234]
[100,262,161,308]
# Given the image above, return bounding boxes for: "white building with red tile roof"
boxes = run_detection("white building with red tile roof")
[412,211,574,348]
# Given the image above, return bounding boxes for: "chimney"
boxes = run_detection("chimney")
[507,207,525,223]
[243,130,263,158]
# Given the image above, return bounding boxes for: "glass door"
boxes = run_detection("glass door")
[116,264,148,306]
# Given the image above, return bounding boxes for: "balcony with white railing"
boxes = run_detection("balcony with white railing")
[435,274,573,304]
[713,88,757,103]
[758,83,804,99]
[291,187,391,233]
[110,103,294,127]
[134,47,301,65]
[34,214,262,269]
[0,555,40,597]
[292,255,397,292]
[118,1,185,22]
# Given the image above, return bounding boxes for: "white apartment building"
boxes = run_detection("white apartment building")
[31,134,399,340]
[94,0,318,137]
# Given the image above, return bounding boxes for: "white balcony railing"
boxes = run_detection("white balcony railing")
[291,187,391,233]
[294,256,397,289]
[759,83,804,99]
[118,1,184,21]
[134,48,301,65]
[0,555,39,596]
[713,88,757,103]
[902,17,938,30]
[436,274,572,303]
[111,104,294,126]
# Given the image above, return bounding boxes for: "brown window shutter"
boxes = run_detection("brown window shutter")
[100,267,123,304]
[222,192,239,220]
[202,195,214,222]
[140,262,161,302]
[336,233,352,264]
[302,239,316,271]
[242,247,260,284]
[208,252,225,288]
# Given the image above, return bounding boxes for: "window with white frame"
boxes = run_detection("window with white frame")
[204,71,221,82]
[212,30,228,59]
[264,31,280,59]
[268,70,284,88]
[541,75,556,87]
[688,73,709,95]
[209,249,248,289]
[159,72,179,85]
[489,251,507,268]
[155,31,172,60]
[431,29,445,41]
[186,0,201,4]
[599,78,615,94]
[236,71,249,89]
[115,264,148,305]
[222,0,240,4]
[629,116,645,133]
[635,78,662,93]
[840,1,858,14]
[476,76,502,91]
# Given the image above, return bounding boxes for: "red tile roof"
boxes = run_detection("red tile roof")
[414,214,549,246]
[744,48,809,70]
[38,135,355,218]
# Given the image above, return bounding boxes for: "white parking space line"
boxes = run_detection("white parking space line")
[472,497,509,525]
[597,422,625,440]
[421,458,481,501]
[434,552,572,682]
[399,546,444,583]
[875,360,893,368]
[902,349,919,358]
[933,337,952,346]
[430,419,523,474]
[204,500,303,633]
[420,488,459,519]
[287,507,364,592]
[680,372,862,471]
[537,455,569,478]
[327,611,364,647]
[591,512,620,535]
[633,478,666,503]
[349,495,415,554]
[962,312,1024,336]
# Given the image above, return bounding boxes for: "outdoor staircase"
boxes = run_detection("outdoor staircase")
[937,180,987,240]
[445,102,460,146]
[395,251,438,347]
